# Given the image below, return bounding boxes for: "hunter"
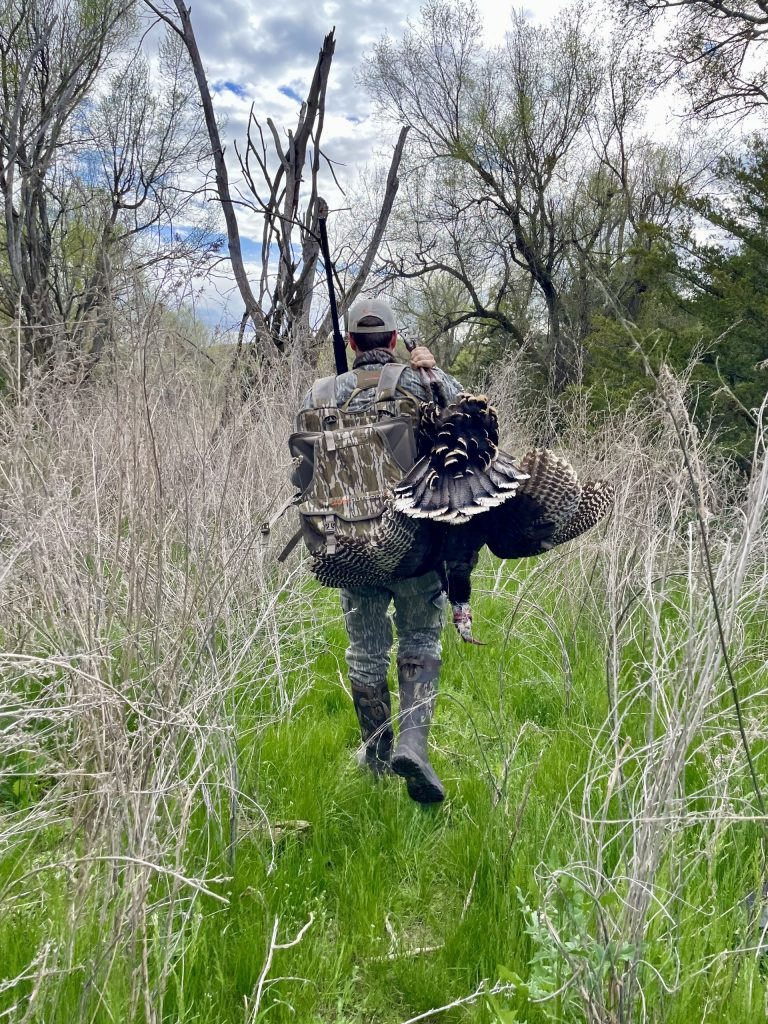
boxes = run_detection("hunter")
[299,298,463,804]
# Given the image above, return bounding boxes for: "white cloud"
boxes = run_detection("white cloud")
[172,0,580,326]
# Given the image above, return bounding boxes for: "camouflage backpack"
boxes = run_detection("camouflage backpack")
[288,363,429,589]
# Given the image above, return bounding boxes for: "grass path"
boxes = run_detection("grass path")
[1,565,765,1022]
[197,577,601,1023]
[167,571,764,1022]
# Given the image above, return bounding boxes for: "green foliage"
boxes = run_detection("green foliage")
[1,564,766,1022]
[573,147,768,471]
[680,139,768,467]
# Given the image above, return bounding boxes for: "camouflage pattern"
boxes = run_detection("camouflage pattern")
[396,655,440,730]
[340,571,446,686]
[291,365,423,588]
[299,347,463,414]
[296,417,414,528]
[350,678,393,775]
[391,654,445,802]
[292,349,463,591]
[302,349,459,689]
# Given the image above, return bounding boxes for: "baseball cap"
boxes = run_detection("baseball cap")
[347,298,397,333]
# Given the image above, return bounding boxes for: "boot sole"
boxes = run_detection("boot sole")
[391,751,445,804]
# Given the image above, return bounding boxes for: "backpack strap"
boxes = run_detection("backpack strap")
[376,363,408,400]
[312,364,412,409]
[353,369,382,391]
[339,363,412,410]
[377,363,422,420]
[308,374,342,452]
[338,368,384,411]
[311,375,338,408]
[277,527,303,563]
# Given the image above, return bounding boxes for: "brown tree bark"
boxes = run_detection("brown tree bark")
[156,0,273,349]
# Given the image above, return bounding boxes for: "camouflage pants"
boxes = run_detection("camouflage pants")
[340,571,446,685]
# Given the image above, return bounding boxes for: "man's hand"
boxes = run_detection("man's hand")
[409,345,437,370]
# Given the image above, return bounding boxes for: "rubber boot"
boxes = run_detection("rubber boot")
[391,656,445,804]
[350,679,393,778]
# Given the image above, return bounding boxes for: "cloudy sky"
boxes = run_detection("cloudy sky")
[173,0,572,329]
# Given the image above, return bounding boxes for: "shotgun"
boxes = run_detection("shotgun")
[400,329,445,406]
[317,197,347,376]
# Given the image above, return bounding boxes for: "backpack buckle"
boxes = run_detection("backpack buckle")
[323,516,337,555]
[322,413,338,452]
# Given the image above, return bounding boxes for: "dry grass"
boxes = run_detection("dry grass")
[0,322,765,1022]
[0,332,325,1019]
[488,350,768,1021]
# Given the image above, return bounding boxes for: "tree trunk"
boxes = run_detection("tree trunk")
[170,0,272,350]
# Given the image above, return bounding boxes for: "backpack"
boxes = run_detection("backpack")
[288,363,431,589]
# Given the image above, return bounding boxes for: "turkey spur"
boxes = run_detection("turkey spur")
[394,394,615,642]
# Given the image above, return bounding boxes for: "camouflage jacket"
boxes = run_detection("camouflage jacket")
[300,348,463,414]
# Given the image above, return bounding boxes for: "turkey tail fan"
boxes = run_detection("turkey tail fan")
[415,401,441,458]
[394,393,528,524]
[393,458,521,523]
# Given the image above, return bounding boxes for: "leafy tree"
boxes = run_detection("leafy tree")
[681,138,768,467]
[369,0,605,391]
[367,1,704,394]
[0,0,216,386]
[620,0,768,119]
[579,138,768,471]
[144,3,410,362]
[0,0,130,375]
[74,33,215,365]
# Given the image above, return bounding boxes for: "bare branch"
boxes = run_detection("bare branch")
[315,126,410,341]
[168,0,272,348]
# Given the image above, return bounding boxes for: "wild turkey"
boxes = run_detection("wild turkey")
[394,394,615,642]
[397,394,529,521]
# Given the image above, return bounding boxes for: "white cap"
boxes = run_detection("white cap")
[348,298,397,333]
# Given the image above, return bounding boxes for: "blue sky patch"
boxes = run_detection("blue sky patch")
[279,84,304,104]
[213,80,247,98]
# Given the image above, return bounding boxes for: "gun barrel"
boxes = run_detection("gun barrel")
[317,197,347,376]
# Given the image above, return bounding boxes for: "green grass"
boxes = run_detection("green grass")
[1,562,766,1023]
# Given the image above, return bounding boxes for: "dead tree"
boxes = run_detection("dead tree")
[0,0,217,386]
[149,0,271,349]
[145,3,408,360]
[235,30,336,351]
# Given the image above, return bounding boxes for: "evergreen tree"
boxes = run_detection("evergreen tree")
[578,140,768,472]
